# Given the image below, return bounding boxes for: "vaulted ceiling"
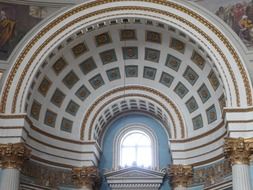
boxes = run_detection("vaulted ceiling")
[25,17,225,142]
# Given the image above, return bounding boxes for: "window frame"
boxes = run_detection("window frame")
[113,124,159,169]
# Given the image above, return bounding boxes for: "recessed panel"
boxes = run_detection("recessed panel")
[219,94,226,111]
[38,77,52,96]
[125,65,138,78]
[159,72,174,88]
[146,31,161,43]
[44,109,57,128]
[186,96,198,113]
[106,67,121,81]
[174,82,189,99]
[30,100,41,120]
[62,71,79,89]
[61,118,73,133]
[100,49,117,65]
[192,114,203,130]
[52,57,68,75]
[51,88,65,108]
[143,67,156,80]
[95,32,112,46]
[122,47,138,59]
[145,48,160,63]
[66,100,80,116]
[72,43,88,57]
[208,70,220,91]
[198,84,211,103]
[191,51,205,70]
[75,85,90,101]
[120,29,137,41]
[89,74,105,89]
[79,57,97,75]
[165,54,181,71]
[183,66,199,86]
[170,38,185,53]
[206,105,217,124]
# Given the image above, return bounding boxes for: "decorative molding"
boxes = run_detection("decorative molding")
[168,164,193,188]
[192,160,232,188]
[1,0,251,118]
[0,143,31,169]
[84,86,185,140]
[104,167,165,190]
[21,160,73,188]
[72,166,100,188]
[224,137,253,165]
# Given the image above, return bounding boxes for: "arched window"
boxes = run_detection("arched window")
[120,130,152,167]
[113,124,158,169]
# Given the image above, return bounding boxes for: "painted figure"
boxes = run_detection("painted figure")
[0,10,15,48]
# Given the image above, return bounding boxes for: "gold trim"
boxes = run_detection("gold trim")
[171,130,226,152]
[31,155,74,168]
[171,121,224,143]
[0,143,31,169]
[82,86,185,140]
[1,0,251,115]
[72,166,100,188]
[224,137,253,165]
[174,145,223,160]
[168,164,193,188]
[87,92,178,140]
[192,154,224,167]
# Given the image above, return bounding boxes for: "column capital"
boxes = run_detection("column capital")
[0,143,31,169]
[168,164,193,188]
[72,166,100,188]
[224,137,253,165]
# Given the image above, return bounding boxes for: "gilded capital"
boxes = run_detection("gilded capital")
[72,166,100,188]
[168,164,193,188]
[0,143,31,169]
[224,137,253,165]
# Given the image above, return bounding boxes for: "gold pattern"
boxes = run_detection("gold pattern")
[224,137,253,165]
[168,164,193,188]
[0,143,31,169]
[83,85,185,140]
[90,93,174,142]
[1,0,252,115]
[72,166,100,188]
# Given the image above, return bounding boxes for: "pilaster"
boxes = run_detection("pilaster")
[0,143,31,190]
[224,137,253,190]
[168,164,193,190]
[72,166,100,190]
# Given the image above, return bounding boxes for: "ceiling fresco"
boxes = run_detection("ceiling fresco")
[190,0,253,48]
[0,2,59,60]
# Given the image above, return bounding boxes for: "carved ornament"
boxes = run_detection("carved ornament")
[224,137,253,165]
[0,143,31,169]
[72,166,100,188]
[168,164,193,188]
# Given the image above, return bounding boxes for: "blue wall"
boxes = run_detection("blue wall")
[99,114,172,189]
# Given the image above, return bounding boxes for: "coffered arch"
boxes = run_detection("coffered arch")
[0,0,252,166]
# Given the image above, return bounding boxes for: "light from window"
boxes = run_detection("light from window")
[120,131,152,167]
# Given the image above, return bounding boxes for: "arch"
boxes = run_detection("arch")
[0,0,252,116]
[113,124,158,169]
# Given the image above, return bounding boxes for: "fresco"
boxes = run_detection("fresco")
[0,3,51,60]
[190,0,253,48]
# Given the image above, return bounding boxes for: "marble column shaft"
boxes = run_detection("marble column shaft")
[224,137,253,190]
[0,143,31,190]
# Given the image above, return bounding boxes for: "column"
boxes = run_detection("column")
[168,164,193,190]
[72,166,100,190]
[224,137,253,190]
[0,143,31,190]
